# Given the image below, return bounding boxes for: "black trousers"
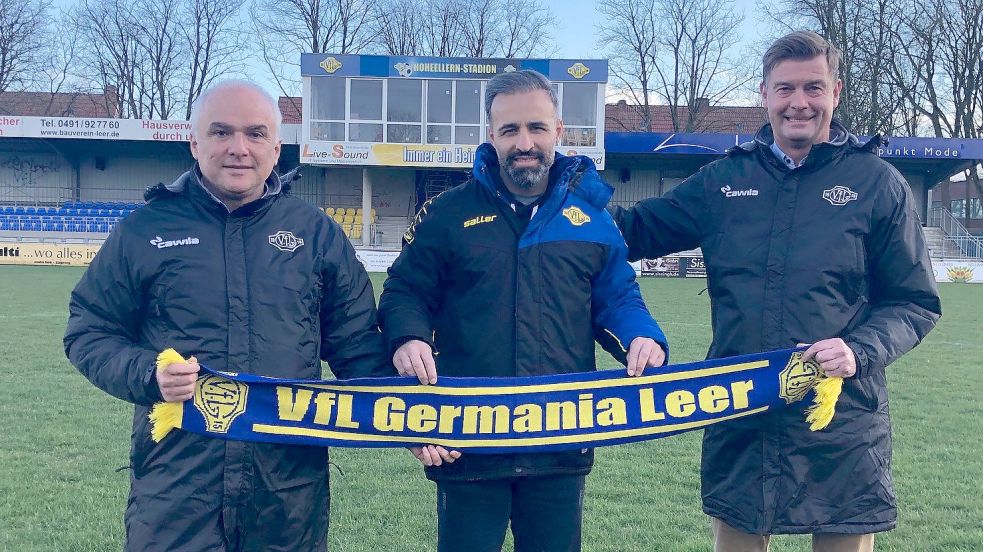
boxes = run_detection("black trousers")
[436,474,586,552]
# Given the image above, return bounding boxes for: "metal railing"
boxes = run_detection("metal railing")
[927,206,983,259]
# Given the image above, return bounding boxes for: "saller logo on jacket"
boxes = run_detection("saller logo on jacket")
[268,230,304,252]
[822,186,858,206]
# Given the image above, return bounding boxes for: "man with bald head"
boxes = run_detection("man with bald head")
[65,80,389,551]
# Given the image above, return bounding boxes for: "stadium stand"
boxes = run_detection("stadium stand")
[322,206,377,242]
[0,201,144,234]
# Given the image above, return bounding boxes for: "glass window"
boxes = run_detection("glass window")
[562,127,596,147]
[350,80,383,120]
[427,125,452,144]
[455,125,482,144]
[388,80,423,123]
[427,81,452,123]
[950,199,966,216]
[350,123,383,142]
[311,122,345,141]
[456,81,481,124]
[970,198,982,219]
[311,78,346,120]
[561,83,597,126]
[387,124,422,143]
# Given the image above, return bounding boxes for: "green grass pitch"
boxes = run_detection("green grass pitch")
[0,266,980,551]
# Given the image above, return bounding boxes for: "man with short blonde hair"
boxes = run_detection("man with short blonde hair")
[613,31,940,551]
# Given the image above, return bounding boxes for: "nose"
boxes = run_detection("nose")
[515,128,535,151]
[227,132,249,156]
[789,88,809,109]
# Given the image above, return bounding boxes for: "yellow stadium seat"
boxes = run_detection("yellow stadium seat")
[352,226,362,239]
[325,207,335,216]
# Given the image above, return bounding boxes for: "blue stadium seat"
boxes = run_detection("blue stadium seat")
[98,222,109,232]
[2,206,13,214]
[0,220,9,231]
[14,207,25,215]
[29,220,41,231]
[86,222,99,232]
[42,221,54,231]
[25,207,37,215]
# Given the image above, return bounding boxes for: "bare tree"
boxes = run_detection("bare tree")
[253,0,380,105]
[375,0,425,55]
[457,0,554,58]
[38,9,88,115]
[133,0,184,118]
[0,0,50,94]
[182,0,241,118]
[599,0,751,132]
[597,0,659,131]
[419,0,462,56]
[497,0,556,58]
[77,0,145,117]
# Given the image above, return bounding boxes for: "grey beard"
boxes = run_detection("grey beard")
[505,162,550,190]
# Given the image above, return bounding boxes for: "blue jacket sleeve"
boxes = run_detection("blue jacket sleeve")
[590,212,669,366]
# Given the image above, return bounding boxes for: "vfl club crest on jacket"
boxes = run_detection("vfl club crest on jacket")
[268,230,305,252]
[194,375,249,433]
[822,186,858,206]
[562,206,591,226]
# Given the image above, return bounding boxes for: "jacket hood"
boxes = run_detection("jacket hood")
[731,119,882,156]
[145,164,293,204]
[473,143,613,209]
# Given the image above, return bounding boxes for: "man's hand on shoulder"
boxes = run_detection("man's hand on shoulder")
[801,338,857,378]
[626,337,666,376]
[408,445,461,467]
[393,339,437,385]
[157,357,200,402]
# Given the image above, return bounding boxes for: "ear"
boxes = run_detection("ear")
[273,139,283,163]
[555,118,564,146]
[190,133,200,160]
[759,80,767,107]
[831,79,843,109]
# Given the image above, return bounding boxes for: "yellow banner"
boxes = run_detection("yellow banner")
[0,241,100,266]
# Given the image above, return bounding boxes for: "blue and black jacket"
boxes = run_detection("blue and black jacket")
[379,143,667,481]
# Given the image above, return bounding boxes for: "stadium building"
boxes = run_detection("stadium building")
[2,54,982,280]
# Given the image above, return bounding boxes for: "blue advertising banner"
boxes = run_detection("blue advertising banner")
[606,132,983,160]
[301,54,607,82]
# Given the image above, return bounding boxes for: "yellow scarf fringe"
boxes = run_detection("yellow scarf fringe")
[805,376,843,431]
[148,348,187,442]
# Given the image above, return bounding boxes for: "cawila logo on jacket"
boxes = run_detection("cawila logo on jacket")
[150,235,200,249]
[822,186,858,206]
[720,185,759,198]
[268,230,305,252]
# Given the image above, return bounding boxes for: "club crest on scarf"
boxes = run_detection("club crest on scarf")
[779,352,822,404]
[193,375,249,433]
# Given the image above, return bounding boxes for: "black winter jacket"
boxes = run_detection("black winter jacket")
[614,122,941,534]
[64,167,389,551]
[379,144,667,481]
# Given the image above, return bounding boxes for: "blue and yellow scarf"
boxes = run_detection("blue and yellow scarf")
[150,347,841,451]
